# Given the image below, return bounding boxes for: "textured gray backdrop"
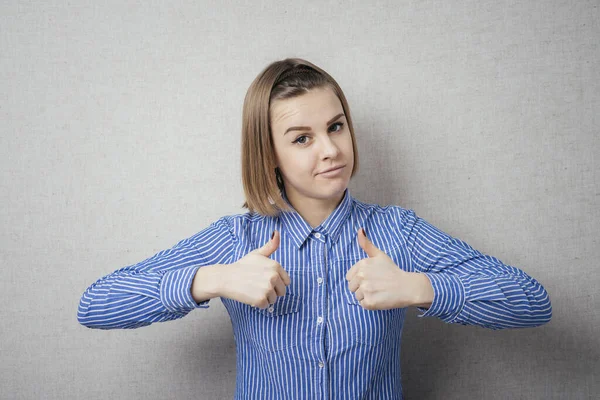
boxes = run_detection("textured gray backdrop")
[1,1,598,399]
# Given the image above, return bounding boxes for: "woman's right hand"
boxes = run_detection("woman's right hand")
[195,230,290,309]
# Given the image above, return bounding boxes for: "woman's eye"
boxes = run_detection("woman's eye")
[293,123,343,145]
[328,122,344,132]
[293,135,309,145]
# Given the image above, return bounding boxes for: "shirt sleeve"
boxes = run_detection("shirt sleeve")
[77,216,235,329]
[394,207,552,330]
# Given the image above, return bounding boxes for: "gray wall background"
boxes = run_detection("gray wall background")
[1,1,598,399]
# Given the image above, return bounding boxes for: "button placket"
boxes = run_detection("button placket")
[313,235,328,376]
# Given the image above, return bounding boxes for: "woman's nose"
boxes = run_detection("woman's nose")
[319,135,340,159]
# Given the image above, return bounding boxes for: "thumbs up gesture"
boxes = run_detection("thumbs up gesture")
[345,228,434,310]
[217,230,291,309]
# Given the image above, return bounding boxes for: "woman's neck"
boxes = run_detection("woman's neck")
[283,188,345,228]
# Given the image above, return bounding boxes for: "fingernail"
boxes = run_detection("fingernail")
[361,228,366,237]
[271,230,275,240]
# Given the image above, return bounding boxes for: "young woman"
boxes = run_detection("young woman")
[78,58,552,399]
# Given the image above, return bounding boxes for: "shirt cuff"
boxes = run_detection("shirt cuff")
[417,273,466,323]
[160,266,210,313]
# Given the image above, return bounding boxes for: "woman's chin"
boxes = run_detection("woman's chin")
[316,180,349,197]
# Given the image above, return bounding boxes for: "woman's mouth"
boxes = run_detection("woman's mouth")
[318,165,345,177]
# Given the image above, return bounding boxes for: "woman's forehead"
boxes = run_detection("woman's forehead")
[270,87,342,128]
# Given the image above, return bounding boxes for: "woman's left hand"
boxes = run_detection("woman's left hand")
[345,228,434,310]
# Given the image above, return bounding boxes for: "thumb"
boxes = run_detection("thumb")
[357,228,383,258]
[255,230,280,257]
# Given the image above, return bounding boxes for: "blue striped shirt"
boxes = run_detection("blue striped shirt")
[78,188,552,399]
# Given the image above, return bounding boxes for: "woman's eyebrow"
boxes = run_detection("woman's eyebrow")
[284,113,345,135]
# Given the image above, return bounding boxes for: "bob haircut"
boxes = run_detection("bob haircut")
[241,58,360,217]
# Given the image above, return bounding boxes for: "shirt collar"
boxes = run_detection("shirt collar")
[279,188,353,249]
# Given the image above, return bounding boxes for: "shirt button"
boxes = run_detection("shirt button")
[317,316,323,324]
[318,362,324,368]
[314,232,321,238]
[268,306,274,313]
[317,277,323,284]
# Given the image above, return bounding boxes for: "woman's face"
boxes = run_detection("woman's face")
[270,86,354,205]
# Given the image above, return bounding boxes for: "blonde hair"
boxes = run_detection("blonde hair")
[241,58,359,216]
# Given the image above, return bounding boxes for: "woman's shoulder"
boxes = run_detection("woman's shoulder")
[351,196,416,223]
[208,210,276,237]
[216,210,275,224]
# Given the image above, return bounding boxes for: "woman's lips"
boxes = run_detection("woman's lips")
[318,165,345,177]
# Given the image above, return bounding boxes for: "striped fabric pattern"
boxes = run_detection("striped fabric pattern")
[78,188,552,399]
